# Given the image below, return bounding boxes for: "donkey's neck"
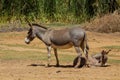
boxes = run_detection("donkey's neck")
[36,28,47,40]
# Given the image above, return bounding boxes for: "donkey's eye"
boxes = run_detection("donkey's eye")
[28,32,32,37]
[28,30,31,34]
[28,28,32,34]
[27,32,29,34]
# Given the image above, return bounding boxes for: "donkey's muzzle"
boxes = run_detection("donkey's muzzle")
[25,41,30,44]
[25,38,30,44]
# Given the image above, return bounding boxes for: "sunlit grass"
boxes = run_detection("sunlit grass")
[103,45,120,50]
[46,23,80,28]
[0,46,120,65]
[0,43,44,49]
[0,49,76,63]
[108,59,120,64]
[0,49,46,60]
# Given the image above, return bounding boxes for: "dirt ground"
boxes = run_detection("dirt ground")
[0,31,120,80]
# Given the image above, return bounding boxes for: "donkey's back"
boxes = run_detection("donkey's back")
[48,27,86,49]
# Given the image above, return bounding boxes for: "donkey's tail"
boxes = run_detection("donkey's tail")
[82,32,89,55]
[86,42,89,50]
[81,32,90,67]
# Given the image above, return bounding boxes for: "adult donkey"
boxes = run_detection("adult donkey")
[24,21,89,68]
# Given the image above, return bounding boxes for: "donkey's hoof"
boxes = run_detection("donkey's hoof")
[45,64,51,68]
[55,64,60,67]
[74,65,80,68]
[85,64,90,68]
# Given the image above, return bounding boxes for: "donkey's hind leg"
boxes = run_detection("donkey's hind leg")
[74,46,82,68]
[80,40,90,67]
[54,48,59,67]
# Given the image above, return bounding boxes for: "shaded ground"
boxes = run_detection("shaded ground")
[0,31,120,80]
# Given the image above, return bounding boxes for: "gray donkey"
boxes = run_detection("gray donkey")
[24,20,89,68]
[92,49,111,66]
[73,49,111,67]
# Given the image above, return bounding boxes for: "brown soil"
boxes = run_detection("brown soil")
[0,31,120,80]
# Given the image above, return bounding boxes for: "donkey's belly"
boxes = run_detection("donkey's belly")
[51,42,73,49]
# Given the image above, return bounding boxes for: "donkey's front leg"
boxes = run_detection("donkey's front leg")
[53,48,59,67]
[47,46,51,67]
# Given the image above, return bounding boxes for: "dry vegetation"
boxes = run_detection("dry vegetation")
[84,12,120,33]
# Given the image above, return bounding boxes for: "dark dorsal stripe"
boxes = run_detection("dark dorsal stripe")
[32,23,48,29]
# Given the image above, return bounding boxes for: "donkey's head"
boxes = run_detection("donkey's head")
[25,27,36,44]
[25,19,36,44]
[24,18,48,44]
[100,49,111,66]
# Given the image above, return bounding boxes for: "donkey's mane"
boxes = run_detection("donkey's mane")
[32,23,48,29]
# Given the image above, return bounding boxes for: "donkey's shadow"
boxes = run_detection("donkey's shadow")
[28,64,45,67]
[28,63,110,68]
[28,63,74,68]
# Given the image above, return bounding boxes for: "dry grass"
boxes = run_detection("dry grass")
[84,12,120,33]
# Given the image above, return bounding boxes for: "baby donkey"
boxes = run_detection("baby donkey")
[73,49,111,67]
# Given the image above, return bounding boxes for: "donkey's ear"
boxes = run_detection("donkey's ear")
[25,18,32,28]
[106,49,111,54]
[101,50,105,55]
[101,50,105,53]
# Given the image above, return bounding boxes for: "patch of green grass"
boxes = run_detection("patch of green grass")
[1,43,120,64]
[0,43,45,50]
[0,49,47,60]
[102,45,120,50]
[0,49,76,63]
[46,23,67,27]
[109,54,120,57]
[46,23,80,28]
[58,54,76,62]
[108,59,120,64]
